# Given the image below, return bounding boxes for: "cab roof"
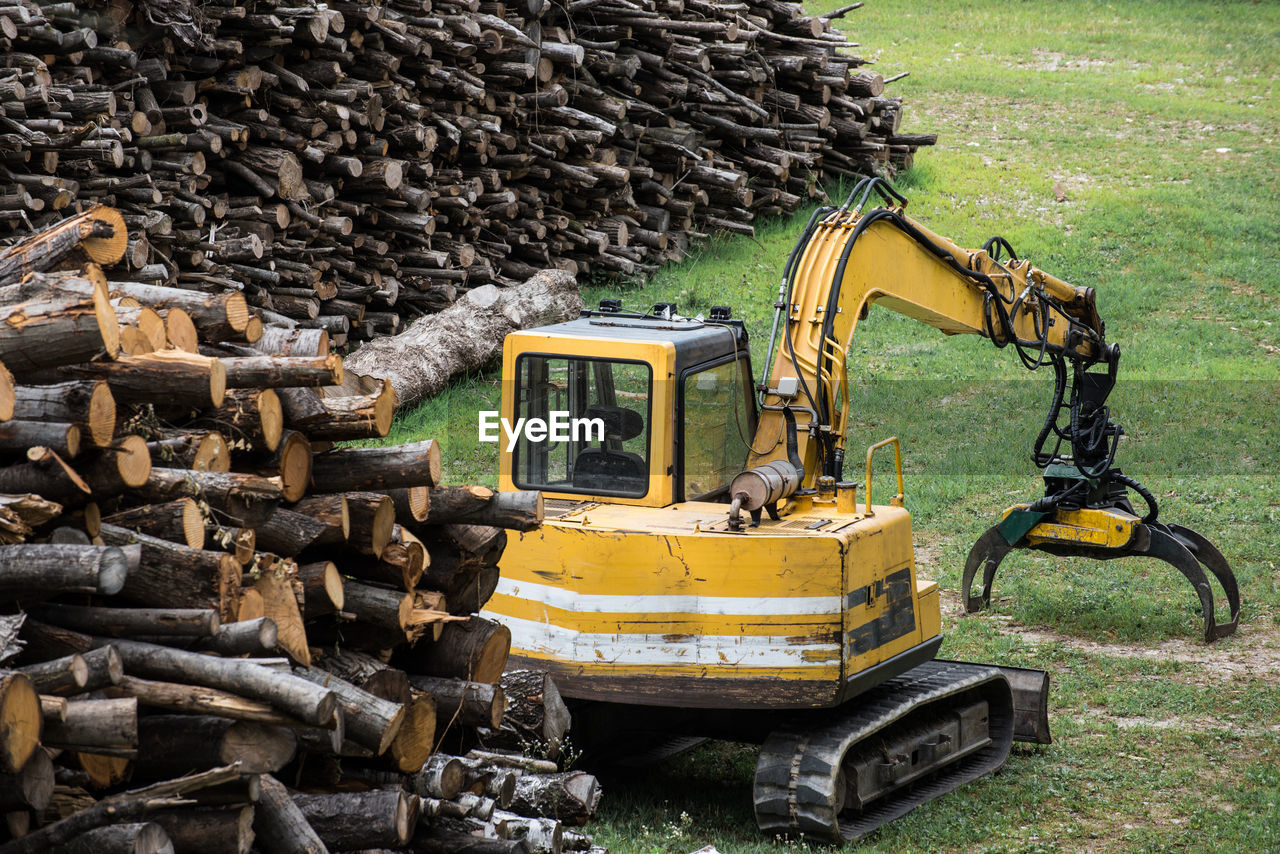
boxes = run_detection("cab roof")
[514,309,750,374]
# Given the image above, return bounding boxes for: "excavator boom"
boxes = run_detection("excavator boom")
[739,178,1238,641]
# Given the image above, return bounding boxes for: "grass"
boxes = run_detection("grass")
[389,0,1280,849]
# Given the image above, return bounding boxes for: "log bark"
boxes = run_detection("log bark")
[396,616,511,685]
[62,822,174,854]
[220,354,343,389]
[298,561,344,616]
[484,670,572,760]
[56,350,226,409]
[11,381,115,447]
[0,278,120,373]
[508,772,602,827]
[253,774,330,854]
[309,441,442,493]
[135,468,281,527]
[15,653,87,695]
[1,765,242,854]
[311,648,409,704]
[294,666,404,755]
[135,715,296,777]
[42,697,137,756]
[0,544,128,595]
[291,789,416,850]
[150,807,252,854]
[411,676,506,729]
[108,675,299,727]
[0,206,126,285]
[103,640,336,726]
[98,524,242,622]
[344,271,582,410]
[32,604,218,639]
[426,486,544,531]
[0,747,53,812]
[203,618,278,657]
[103,499,206,549]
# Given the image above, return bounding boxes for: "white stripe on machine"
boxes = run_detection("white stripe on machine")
[492,576,843,617]
[482,612,840,668]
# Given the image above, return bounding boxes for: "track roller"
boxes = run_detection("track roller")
[753,660,1033,843]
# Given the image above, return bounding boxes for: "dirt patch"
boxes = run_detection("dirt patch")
[1009,624,1280,683]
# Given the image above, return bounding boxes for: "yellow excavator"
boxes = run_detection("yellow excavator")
[480,179,1240,842]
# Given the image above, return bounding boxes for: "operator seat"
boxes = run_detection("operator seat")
[572,405,647,492]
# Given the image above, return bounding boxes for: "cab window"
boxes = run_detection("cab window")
[513,354,652,497]
[681,357,754,500]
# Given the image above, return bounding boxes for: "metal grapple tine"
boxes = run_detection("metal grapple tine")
[961,526,1013,613]
[1165,524,1241,641]
[1140,524,1235,643]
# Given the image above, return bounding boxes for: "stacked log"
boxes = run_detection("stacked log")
[0,0,934,347]
[0,212,605,852]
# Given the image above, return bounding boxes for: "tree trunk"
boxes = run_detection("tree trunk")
[202,617,278,657]
[135,468,281,527]
[15,653,87,695]
[427,487,544,531]
[62,822,174,854]
[103,640,336,726]
[288,495,348,545]
[275,382,394,441]
[342,491,396,558]
[0,746,53,812]
[253,774,330,854]
[146,431,230,472]
[103,499,206,550]
[253,508,328,556]
[42,697,137,756]
[297,561,344,616]
[135,715,296,777]
[0,280,120,374]
[149,806,252,854]
[219,354,343,389]
[309,441,442,493]
[344,271,582,410]
[291,789,416,850]
[98,524,242,622]
[32,604,218,639]
[411,676,506,729]
[0,205,126,285]
[10,381,115,447]
[56,350,226,409]
[389,694,438,773]
[311,648,409,704]
[483,670,573,760]
[108,675,300,727]
[508,772,602,827]
[0,419,80,458]
[415,754,466,800]
[396,616,511,684]
[0,544,128,596]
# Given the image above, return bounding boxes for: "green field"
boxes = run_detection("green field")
[393,0,1280,850]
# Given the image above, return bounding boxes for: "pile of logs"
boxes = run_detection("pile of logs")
[0,0,935,346]
[0,209,606,851]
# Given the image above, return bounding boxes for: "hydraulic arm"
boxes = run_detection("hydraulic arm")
[738,178,1239,642]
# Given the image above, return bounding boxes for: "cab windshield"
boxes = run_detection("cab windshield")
[512,354,652,497]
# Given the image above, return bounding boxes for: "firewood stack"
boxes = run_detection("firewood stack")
[0,0,935,346]
[0,209,607,852]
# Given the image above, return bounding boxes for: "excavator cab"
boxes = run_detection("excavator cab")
[498,302,756,508]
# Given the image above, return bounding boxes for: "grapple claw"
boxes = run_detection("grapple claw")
[962,515,1241,643]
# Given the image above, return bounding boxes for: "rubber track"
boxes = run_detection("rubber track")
[753,660,1015,843]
